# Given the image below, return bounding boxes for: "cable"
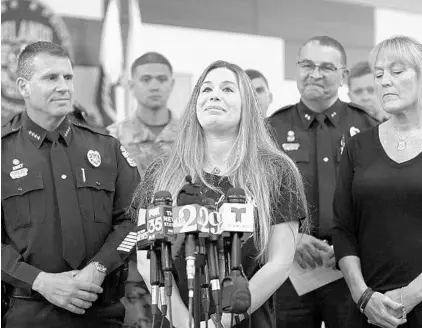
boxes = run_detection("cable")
[215,310,222,328]
[168,294,173,328]
[161,241,174,328]
[205,313,209,328]
[152,314,156,328]
[159,314,165,328]
[201,262,210,328]
[188,291,194,328]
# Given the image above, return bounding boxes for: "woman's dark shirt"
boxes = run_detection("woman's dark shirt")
[140,167,306,328]
[333,126,422,292]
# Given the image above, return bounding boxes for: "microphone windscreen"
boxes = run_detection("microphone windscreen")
[177,178,203,206]
[227,188,246,203]
[153,191,172,204]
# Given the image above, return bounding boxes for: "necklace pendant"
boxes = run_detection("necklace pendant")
[397,141,406,151]
[211,167,221,175]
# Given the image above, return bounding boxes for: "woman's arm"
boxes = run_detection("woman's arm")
[385,273,422,314]
[247,220,298,312]
[137,250,190,328]
[338,255,368,303]
[339,256,406,328]
[218,221,298,327]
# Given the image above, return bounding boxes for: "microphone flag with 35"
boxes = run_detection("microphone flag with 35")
[136,190,175,327]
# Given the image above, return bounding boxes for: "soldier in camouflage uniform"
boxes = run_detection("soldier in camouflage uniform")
[107,52,179,328]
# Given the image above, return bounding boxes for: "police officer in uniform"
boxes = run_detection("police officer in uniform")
[268,36,377,328]
[1,41,140,328]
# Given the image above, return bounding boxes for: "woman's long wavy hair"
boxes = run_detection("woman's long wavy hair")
[134,60,308,262]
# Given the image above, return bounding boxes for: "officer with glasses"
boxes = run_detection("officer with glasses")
[267,36,377,328]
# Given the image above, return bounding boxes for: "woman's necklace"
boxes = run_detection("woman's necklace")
[211,167,221,175]
[390,120,421,151]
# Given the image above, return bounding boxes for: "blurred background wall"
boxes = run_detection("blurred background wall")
[2,0,421,124]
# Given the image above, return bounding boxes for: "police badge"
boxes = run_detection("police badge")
[87,150,101,168]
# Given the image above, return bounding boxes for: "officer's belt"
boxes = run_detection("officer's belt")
[10,287,45,301]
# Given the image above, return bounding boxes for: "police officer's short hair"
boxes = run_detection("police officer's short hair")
[348,61,372,87]
[17,41,71,80]
[245,69,269,88]
[300,35,347,66]
[131,52,173,77]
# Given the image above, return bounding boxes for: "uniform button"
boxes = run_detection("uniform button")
[18,187,23,192]
[323,157,329,162]
[61,174,67,179]
[96,181,101,186]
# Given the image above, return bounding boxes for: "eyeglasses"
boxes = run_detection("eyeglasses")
[297,60,345,75]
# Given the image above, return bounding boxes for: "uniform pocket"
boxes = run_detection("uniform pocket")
[1,173,46,230]
[286,149,310,163]
[76,167,116,223]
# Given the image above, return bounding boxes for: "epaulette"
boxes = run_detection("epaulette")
[347,102,367,113]
[70,119,111,137]
[1,114,22,139]
[268,104,295,118]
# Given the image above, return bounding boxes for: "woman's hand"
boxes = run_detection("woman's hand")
[295,234,332,269]
[364,292,407,328]
[385,286,420,316]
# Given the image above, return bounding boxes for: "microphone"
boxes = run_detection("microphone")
[148,191,175,326]
[219,188,253,314]
[203,198,224,327]
[219,188,254,270]
[155,191,175,328]
[173,176,207,328]
[173,176,208,288]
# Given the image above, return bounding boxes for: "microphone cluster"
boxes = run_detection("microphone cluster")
[136,176,254,328]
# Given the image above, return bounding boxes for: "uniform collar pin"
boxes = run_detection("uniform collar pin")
[350,126,360,137]
[287,130,295,142]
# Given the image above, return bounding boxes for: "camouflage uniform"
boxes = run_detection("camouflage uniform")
[107,110,179,328]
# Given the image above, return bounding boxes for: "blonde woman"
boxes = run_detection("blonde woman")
[333,36,422,328]
[133,60,308,328]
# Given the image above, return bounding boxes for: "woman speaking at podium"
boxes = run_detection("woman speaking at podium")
[133,60,308,328]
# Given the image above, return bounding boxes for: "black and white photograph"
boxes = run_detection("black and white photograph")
[1,1,421,328]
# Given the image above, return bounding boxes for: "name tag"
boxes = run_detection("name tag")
[282,143,300,151]
[10,168,28,179]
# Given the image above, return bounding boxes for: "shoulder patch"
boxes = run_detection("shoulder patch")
[269,104,295,118]
[2,114,22,139]
[120,145,137,167]
[347,102,379,126]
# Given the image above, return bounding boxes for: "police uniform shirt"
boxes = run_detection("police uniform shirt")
[1,112,140,290]
[267,99,377,239]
